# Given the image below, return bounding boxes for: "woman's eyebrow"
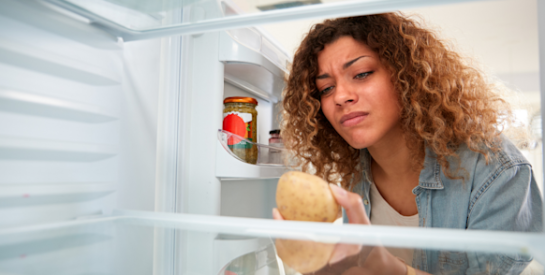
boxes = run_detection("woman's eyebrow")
[316,55,370,80]
[316,73,330,80]
[343,55,369,69]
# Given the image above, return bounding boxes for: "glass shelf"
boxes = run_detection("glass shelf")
[218,129,285,166]
[0,209,543,275]
[43,0,474,40]
[216,129,289,179]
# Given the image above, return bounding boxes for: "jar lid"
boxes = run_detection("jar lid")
[224,97,258,105]
[269,129,281,134]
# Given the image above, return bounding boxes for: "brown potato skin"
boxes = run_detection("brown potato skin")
[276,171,341,222]
[275,238,336,274]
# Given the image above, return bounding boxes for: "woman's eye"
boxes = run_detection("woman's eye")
[320,86,334,95]
[355,71,373,79]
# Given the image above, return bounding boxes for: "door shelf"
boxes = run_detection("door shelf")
[220,29,288,103]
[216,130,288,179]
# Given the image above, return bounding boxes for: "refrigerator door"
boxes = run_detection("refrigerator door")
[0,209,544,275]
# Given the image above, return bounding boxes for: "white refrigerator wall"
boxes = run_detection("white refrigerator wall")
[0,0,161,228]
[0,0,287,223]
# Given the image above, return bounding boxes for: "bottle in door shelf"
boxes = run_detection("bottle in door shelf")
[268,130,283,165]
[223,97,258,164]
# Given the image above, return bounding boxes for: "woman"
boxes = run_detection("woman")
[273,13,543,274]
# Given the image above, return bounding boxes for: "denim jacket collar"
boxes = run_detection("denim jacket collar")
[360,147,444,191]
[417,147,444,190]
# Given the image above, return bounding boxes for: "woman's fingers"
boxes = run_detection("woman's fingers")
[272,208,285,220]
[326,184,369,267]
[329,243,362,265]
[329,184,370,225]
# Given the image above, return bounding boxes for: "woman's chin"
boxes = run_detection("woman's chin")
[349,143,369,150]
[341,131,375,149]
[345,137,373,150]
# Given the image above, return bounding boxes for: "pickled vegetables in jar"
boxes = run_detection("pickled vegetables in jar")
[222,97,258,164]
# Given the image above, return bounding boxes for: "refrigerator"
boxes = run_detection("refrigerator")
[0,0,544,274]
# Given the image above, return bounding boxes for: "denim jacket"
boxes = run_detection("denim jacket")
[350,136,543,274]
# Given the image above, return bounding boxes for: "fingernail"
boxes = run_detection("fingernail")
[329,250,346,265]
[329,183,347,198]
[272,208,282,220]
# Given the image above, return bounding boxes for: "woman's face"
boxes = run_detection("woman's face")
[317,36,401,149]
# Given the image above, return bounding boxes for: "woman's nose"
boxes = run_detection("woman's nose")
[334,82,358,106]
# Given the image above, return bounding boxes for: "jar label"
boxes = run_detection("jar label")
[223,111,253,148]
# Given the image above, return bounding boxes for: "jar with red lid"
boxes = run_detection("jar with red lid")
[222,97,258,164]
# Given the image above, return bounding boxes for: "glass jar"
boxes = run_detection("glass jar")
[223,97,258,164]
[268,129,283,164]
[268,130,282,144]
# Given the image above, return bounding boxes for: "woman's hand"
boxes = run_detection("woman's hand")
[273,184,410,275]
[326,184,369,264]
[328,184,411,274]
[273,184,372,265]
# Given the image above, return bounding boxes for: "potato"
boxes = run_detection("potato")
[275,238,336,274]
[276,171,340,222]
[274,171,341,273]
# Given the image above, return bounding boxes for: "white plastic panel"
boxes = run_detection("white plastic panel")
[0,38,120,86]
[0,0,122,229]
[0,88,117,123]
[224,74,276,103]
[0,137,117,161]
[223,28,289,74]
[0,0,162,230]
[0,182,115,208]
[220,30,287,103]
[220,178,277,219]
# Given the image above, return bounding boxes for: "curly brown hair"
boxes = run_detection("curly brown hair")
[281,13,509,190]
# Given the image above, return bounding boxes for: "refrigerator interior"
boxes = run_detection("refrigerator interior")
[1,0,545,274]
[0,0,289,273]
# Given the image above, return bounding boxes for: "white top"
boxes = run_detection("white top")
[369,183,419,265]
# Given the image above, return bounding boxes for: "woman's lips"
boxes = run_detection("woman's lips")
[340,112,368,127]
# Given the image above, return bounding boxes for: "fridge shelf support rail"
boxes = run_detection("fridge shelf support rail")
[112,209,545,263]
[0,88,118,123]
[45,0,481,41]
